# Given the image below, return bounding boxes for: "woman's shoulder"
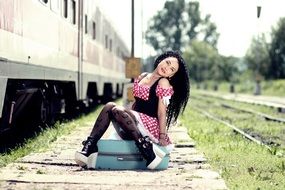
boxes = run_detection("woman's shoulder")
[156,78,174,98]
[137,72,149,80]
[158,77,172,88]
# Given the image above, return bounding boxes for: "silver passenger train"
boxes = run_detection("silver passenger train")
[0,0,129,133]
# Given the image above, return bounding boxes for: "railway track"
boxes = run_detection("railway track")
[195,90,285,113]
[191,93,285,154]
[192,106,273,151]
[192,95,285,123]
[220,103,285,123]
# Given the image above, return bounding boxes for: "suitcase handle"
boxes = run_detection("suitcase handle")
[117,155,144,161]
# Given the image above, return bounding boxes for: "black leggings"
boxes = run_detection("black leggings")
[89,102,142,142]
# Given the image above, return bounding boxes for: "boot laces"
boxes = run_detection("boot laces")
[138,136,154,159]
[81,137,96,154]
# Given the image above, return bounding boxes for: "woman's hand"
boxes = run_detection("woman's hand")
[159,138,168,146]
[159,133,168,146]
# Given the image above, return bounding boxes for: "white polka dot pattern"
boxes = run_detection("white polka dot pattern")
[156,85,174,98]
[132,78,173,145]
[139,112,172,145]
[133,79,150,101]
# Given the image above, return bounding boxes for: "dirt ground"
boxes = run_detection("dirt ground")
[0,120,228,190]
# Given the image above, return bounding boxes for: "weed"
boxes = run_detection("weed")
[17,165,28,171]
[180,93,285,189]
[36,169,45,174]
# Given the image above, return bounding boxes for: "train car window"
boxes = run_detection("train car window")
[92,22,96,39]
[85,15,88,34]
[71,0,76,25]
[63,0,68,18]
[105,35,108,49]
[50,0,60,13]
[109,39,112,52]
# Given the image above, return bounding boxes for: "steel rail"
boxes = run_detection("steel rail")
[220,103,285,123]
[192,106,273,151]
[192,95,285,123]
[196,91,285,112]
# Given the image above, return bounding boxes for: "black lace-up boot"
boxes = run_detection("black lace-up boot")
[74,136,98,169]
[135,136,166,169]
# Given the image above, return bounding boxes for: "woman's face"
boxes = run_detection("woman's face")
[156,57,179,78]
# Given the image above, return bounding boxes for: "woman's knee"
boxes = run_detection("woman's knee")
[104,102,116,110]
[111,106,124,117]
[111,106,137,124]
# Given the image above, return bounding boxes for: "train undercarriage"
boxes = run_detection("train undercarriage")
[0,78,122,136]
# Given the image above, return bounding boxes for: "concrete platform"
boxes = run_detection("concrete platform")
[0,120,228,190]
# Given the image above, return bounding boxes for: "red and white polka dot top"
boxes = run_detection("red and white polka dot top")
[133,78,174,145]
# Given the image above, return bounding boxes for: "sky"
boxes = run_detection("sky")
[98,0,285,58]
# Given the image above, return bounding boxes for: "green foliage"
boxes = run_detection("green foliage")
[245,34,270,80]
[144,0,244,83]
[198,79,285,96]
[184,40,240,82]
[245,17,285,80]
[201,15,220,47]
[146,1,285,82]
[260,79,285,96]
[145,0,219,53]
[269,17,285,79]
[219,55,240,82]
[184,40,220,82]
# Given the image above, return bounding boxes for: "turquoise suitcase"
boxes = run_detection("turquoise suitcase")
[95,139,170,170]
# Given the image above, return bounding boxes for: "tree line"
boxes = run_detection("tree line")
[144,0,285,83]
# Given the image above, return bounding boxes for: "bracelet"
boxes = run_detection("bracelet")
[159,132,166,136]
[159,133,167,139]
[159,137,167,140]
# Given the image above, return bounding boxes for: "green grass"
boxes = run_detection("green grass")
[197,79,285,96]
[190,92,285,149]
[261,80,285,96]
[192,93,282,118]
[0,106,103,168]
[180,103,285,190]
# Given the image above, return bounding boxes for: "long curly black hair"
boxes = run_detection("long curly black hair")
[154,50,190,129]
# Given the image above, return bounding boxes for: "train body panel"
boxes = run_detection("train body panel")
[0,77,7,117]
[0,0,130,132]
